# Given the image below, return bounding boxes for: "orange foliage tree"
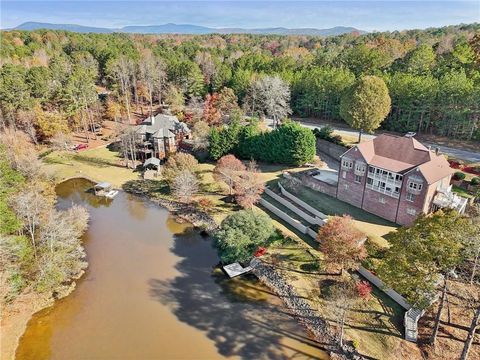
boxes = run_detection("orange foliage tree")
[317,215,367,274]
[213,154,246,196]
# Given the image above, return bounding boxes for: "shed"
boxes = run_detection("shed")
[143,157,161,169]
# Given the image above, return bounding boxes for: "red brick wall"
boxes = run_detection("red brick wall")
[361,188,399,223]
[395,171,428,225]
[337,148,366,208]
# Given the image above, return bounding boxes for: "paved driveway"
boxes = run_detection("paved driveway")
[264,118,480,163]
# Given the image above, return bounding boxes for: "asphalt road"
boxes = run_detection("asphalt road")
[265,118,480,163]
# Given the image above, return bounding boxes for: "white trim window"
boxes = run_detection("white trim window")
[341,158,353,170]
[406,193,416,202]
[406,207,416,215]
[408,181,423,191]
[355,162,366,174]
[354,174,362,183]
[379,197,386,204]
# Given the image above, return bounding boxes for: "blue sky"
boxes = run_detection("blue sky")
[1,1,479,32]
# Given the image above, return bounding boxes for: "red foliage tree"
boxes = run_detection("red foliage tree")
[317,215,367,274]
[202,93,222,125]
[213,154,246,196]
[234,161,265,208]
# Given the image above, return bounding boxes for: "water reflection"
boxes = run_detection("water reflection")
[16,178,328,360]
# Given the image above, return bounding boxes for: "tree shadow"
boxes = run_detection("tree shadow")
[148,228,328,359]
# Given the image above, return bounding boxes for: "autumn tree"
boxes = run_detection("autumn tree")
[202,93,222,125]
[340,75,391,142]
[171,170,199,203]
[162,152,199,185]
[233,161,265,208]
[213,154,246,196]
[317,215,367,274]
[191,120,211,150]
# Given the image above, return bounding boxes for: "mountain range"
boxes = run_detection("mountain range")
[11,22,365,36]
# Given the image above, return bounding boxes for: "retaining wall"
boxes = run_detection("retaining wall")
[259,198,308,234]
[264,188,323,225]
[302,175,338,198]
[316,139,348,161]
[357,266,411,310]
[278,183,328,220]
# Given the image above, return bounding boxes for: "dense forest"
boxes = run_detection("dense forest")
[0,23,479,140]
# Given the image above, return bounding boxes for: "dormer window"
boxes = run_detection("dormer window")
[342,158,353,170]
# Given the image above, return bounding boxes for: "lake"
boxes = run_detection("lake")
[16,178,328,360]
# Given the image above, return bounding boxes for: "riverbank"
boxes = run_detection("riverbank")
[0,272,82,360]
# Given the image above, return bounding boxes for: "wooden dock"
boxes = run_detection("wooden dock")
[223,262,253,278]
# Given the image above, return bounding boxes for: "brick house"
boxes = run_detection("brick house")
[135,114,190,161]
[336,134,467,225]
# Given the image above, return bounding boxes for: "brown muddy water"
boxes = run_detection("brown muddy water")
[16,178,328,360]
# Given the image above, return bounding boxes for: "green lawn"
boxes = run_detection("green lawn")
[42,147,139,187]
[275,180,397,247]
[452,185,475,199]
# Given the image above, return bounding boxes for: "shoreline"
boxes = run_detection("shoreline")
[123,183,354,359]
[0,273,83,360]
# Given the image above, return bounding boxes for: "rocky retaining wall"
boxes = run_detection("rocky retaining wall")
[251,259,365,360]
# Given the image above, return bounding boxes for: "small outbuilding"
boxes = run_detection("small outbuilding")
[143,157,161,170]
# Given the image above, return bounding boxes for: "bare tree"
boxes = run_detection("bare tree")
[171,170,198,203]
[111,56,134,122]
[243,75,291,127]
[326,280,357,347]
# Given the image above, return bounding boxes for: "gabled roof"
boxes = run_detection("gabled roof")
[135,114,190,137]
[343,134,454,183]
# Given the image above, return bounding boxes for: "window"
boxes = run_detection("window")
[379,197,386,204]
[407,208,416,216]
[355,175,362,183]
[367,178,373,185]
[406,193,416,202]
[344,184,349,190]
[342,171,346,179]
[368,166,375,174]
[355,162,366,173]
[342,159,353,169]
[408,181,423,191]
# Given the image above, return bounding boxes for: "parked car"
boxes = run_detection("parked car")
[75,143,89,151]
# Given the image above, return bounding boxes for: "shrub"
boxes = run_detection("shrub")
[195,197,214,211]
[463,166,480,175]
[356,281,373,300]
[312,126,345,146]
[471,177,480,186]
[453,171,466,181]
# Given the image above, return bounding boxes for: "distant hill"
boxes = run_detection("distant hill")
[11,22,365,36]
[13,22,113,33]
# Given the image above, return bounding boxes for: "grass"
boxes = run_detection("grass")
[42,147,408,359]
[276,180,397,248]
[452,185,475,199]
[42,147,139,188]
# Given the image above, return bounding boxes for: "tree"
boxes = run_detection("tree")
[233,161,265,208]
[403,44,436,75]
[214,209,274,263]
[317,215,367,274]
[377,210,468,313]
[213,154,246,196]
[162,152,199,184]
[326,280,357,347]
[171,170,198,203]
[191,120,211,150]
[202,93,222,125]
[243,75,291,127]
[340,75,391,142]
